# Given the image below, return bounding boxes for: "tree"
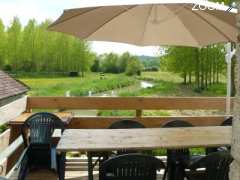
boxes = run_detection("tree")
[7,17,22,71]
[100,53,119,73]
[20,19,37,71]
[91,59,101,72]
[160,45,226,91]
[118,52,130,73]
[125,56,143,76]
[0,19,6,69]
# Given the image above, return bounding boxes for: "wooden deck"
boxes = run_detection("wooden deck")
[8,156,165,180]
[8,169,164,180]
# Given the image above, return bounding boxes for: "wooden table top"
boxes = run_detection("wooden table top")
[57,126,232,152]
[9,112,72,125]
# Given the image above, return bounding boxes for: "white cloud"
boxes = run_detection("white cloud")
[91,42,160,56]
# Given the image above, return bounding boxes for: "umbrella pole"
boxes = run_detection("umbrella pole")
[225,43,235,115]
[230,6,240,179]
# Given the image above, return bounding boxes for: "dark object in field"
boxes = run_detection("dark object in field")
[100,72,105,79]
[18,112,66,180]
[99,154,165,180]
[188,151,233,180]
[69,71,79,77]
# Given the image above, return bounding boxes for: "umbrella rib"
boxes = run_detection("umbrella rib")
[183,6,232,42]
[167,5,201,47]
[85,5,137,39]
[140,5,154,45]
[48,7,100,28]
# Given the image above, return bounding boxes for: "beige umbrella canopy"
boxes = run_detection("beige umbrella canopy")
[49,2,237,47]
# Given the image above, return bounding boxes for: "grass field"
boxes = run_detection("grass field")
[19,73,136,96]
[19,71,226,97]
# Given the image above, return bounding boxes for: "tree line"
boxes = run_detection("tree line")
[160,45,227,92]
[0,17,147,77]
[91,52,143,76]
[0,17,97,76]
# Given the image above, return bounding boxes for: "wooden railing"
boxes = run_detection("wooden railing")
[27,96,231,111]
[26,96,233,128]
[1,96,234,176]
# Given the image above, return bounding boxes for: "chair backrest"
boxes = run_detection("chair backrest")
[109,120,145,154]
[190,151,233,180]
[21,112,65,147]
[99,154,165,180]
[221,117,232,126]
[207,117,233,154]
[162,120,193,161]
[109,119,145,129]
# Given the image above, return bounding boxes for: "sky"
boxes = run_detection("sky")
[0,0,160,56]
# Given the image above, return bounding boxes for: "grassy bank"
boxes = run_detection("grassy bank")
[19,73,136,96]
[123,71,227,97]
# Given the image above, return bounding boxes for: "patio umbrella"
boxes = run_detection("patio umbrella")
[49,0,238,113]
[49,0,237,47]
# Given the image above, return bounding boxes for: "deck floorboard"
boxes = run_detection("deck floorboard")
[9,170,164,180]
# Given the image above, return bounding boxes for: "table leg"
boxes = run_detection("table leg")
[87,152,94,180]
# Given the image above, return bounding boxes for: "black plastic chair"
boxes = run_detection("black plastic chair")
[109,120,146,155]
[99,154,165,180]
[87,120,146,180]
[162,120,194,180]
[109,120,145,129]
[18,112,66,180]
[206,117,232,155]
[188,151,233,180]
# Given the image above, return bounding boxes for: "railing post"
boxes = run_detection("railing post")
[136,110,142,119]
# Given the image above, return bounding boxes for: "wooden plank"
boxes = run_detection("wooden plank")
[0,129,10,175]
[0,96,27,126]
[7,168,164,180]
[27,97,232,110]
[68,115,228,128]
[136,110,142,118]
[9,112,72,125]
[6,125,23,174]
[0,136,23,165]
[57,127,232,152]
[0,130,10,153]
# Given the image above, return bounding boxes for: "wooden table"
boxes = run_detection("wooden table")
[9,112,72,125]
[57,126,232,180]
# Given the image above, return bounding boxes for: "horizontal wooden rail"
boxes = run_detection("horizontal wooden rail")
[27,97,233,111]
[68,115,228,129]
[0,136,23,165]
[0,135,23,176]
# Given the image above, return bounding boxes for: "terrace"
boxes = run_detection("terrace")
[0,1,238,180]
[0,96,233,179]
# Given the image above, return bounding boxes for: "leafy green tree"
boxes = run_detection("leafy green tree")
[0,19,6,69]
[125,56,143,76]
[100,53,119,73]
[7,17,22,70]
[118,52,130,73]
[20,19,38,71]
